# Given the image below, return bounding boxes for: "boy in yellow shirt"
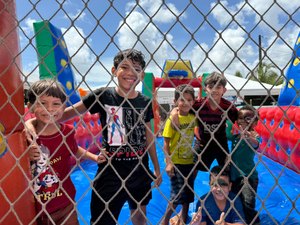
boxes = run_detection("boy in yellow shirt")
[161,84,197,225]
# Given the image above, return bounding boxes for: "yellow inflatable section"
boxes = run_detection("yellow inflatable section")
[161,59,194,79]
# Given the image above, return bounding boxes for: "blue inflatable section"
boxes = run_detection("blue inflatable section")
[48,22,81,105]
[278,31,300,106]
[34,21,81,106]
[71,137,300,224]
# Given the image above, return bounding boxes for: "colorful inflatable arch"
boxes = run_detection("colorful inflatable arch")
[33,21,81,105]
[143,59,202,134]
[0,0,36,224]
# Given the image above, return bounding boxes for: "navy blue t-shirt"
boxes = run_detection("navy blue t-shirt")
[196,192,245,224]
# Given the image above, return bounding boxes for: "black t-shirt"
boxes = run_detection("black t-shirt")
[82,87,155,187]
[193,97,238,147]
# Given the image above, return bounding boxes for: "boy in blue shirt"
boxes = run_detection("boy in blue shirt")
[191,166,245,225]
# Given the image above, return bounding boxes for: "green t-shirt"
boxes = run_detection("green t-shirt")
[162,114,197,165]
[229,134,259,181]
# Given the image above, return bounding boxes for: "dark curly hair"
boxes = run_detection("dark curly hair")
[113,49,146,69]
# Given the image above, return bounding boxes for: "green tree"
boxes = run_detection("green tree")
[234,71,243,78]
[251,62,283,85]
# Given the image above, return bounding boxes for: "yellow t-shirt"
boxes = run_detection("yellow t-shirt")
[162,114,197,164]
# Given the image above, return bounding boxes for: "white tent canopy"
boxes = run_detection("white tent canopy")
[156,74,282,104]
[224,74,281,96]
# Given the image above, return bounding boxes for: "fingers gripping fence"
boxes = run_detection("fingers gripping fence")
[1,0,300,225]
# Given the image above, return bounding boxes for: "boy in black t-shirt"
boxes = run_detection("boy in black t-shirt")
[193,72,238,171]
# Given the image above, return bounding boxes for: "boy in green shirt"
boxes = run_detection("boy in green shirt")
[227,105,260,225]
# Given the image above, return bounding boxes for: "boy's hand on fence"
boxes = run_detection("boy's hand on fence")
[24,118,38,140]
[29,143,40,161]
[25,129,40,161]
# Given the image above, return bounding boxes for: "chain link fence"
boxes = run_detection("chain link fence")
[1,0,300,224]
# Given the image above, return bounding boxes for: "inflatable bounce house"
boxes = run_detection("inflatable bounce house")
[255,31,300,173]
[0,1,36,224]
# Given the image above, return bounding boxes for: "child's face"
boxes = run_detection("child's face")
[237,109,256,131]
[175,93,195,115]
[30,95,65,125]
[210,175,231,201]
[112,59,144,92]
[205,83,226,103]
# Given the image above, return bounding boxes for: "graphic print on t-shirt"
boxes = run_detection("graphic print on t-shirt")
[106,105,126,146]
[105,104,148,160]
[177,123,194,159]
[125,108,146,145]
[31,144,59,201]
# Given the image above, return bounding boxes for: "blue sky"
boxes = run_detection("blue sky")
[16,0,300,89]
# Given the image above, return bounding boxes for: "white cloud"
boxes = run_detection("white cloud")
[264,28,300,71]
[19,18,39,81]
[210,1,233,27]
[190,26,257,76]
[135,0,186,24]
[17,0,300,89]
[210,1,254,28]
[197,0,299,78]
[64,10,86,21]
[117,9,179,76]
[20,18,36,36]
[241,0,300,31]
[62,27,113,87]
[118,0,293,79]
[22,61,39,82]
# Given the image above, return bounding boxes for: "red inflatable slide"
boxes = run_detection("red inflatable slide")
[0,0,36,224]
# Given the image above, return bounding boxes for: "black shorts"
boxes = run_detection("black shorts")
[90,165,153,225]
[194,139,229,171]
[170,164,195,205]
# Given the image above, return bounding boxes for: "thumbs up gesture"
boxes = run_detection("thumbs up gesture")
[215,212,225,225]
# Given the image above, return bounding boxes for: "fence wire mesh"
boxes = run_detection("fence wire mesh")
[1,0,300,225]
